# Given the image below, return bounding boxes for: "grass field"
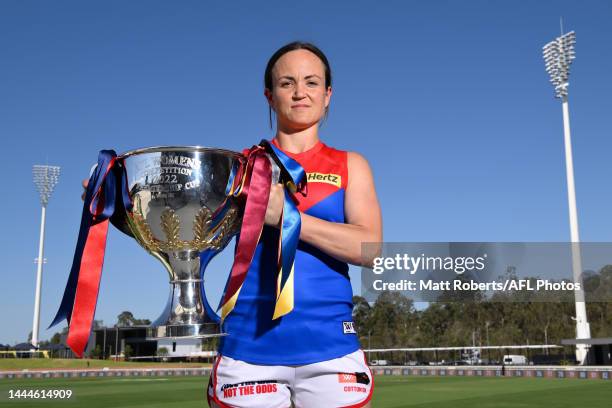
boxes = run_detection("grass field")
[0,375,610,407]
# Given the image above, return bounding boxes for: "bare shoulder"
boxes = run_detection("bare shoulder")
[346,151,375,187]
[344,151,382,248]
[347,151,371,168]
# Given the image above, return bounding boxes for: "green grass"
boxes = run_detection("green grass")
[0,358,208,371]
[0,375,610,407]
[374,376,611,407]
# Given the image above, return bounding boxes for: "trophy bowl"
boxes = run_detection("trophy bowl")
[117,146,243,339]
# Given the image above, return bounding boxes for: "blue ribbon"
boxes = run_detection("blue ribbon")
[48,150,132,329]
[263,140,306,194]
[200,249,222,323]
[262,140,306,297]
[199,200,239,324]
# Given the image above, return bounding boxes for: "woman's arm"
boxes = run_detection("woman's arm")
[265,152,382,267]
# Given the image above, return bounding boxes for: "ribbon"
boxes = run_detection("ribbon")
[263,141,306,319]
[218,140,307,321]
[219,144,271,320]
[48,150,132,357]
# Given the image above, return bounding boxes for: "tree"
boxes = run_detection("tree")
[90,344,103,359]
[124,344,134,360]
[133,318,151,325]
[116,311,135,327]
[352,296,372,335]
[202,337,219,351]
[115,311,150,327]
[368,291,415,350]
[417,302,455,346]
[50,332,61,344]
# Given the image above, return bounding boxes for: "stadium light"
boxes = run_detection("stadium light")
[31,165,61,349]
[542,30,591,365]
[543,31,576,99]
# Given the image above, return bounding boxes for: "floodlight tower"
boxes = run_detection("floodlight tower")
[542,31,591,365]
[31,165,61,349]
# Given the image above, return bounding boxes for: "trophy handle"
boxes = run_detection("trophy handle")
[199,249,222,323]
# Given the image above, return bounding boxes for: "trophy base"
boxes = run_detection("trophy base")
[146,323,226,340]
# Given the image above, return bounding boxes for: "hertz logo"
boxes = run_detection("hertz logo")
[307,172,341,187]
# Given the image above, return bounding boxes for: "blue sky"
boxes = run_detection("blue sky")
[1,0,611,345]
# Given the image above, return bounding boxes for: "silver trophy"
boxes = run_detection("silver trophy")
[115,146,279,339]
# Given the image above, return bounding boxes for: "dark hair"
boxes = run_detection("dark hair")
[264,41,332,129]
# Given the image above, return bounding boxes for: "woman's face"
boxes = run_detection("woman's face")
[265,49,332,131]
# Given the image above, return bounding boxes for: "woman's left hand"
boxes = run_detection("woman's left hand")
[264,183,285,228]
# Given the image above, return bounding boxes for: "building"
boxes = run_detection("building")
[55,326,210,360]
[157,337,203,358]
[561,338,612,365]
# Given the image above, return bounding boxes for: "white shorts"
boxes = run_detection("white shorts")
[207,350,374,408]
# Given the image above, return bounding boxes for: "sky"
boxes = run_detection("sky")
[1,0,611,345]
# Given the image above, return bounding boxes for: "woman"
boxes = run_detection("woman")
[208,42,382,408]
[82,41,382,407]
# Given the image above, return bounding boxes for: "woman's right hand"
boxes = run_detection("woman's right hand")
[81,179,88,201]
[264,183,285,229]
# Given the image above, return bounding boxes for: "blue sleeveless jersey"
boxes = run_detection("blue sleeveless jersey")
[218,139,360,365]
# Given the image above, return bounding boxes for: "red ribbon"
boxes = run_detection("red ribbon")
[66,159,119,357]
[220,146,272,320]
[66,220,109,356]
[49,150,131,358]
